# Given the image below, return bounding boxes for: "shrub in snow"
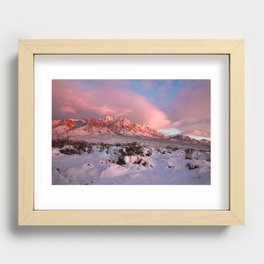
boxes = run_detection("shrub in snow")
[116,156,126,165]
[60,145,81,155]
[186,162,199,170]
[185,148,194,160]
[100,159,112,164]
[157,148,166,154]
[52,138,70,148]
[117,143,144,156]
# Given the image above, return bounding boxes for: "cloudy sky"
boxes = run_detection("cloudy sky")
[52,79,210,138]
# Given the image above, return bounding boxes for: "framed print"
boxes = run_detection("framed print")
[18,39,244,225]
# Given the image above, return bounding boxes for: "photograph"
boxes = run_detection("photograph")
[52,79,211,185]
[52,80,211,185]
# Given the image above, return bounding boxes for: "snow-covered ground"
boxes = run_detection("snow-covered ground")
[52,139,210,185]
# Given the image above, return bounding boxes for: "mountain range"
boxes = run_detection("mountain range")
[52,116,210,144]
[52,116,164,138]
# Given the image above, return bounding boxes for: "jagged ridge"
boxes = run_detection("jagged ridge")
[52,116,164,138]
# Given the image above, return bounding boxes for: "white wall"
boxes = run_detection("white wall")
[0,0,262,263]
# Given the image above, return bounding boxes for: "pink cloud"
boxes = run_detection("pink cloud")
[169,81,210,136]
[192,130,210,136]
[171,120,184,127]
[59,106,76,113]
[52,80,171,129]
[182,123,210,137]
[180,122,211,137]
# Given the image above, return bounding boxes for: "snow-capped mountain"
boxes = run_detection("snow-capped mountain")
[52,116,164,138]
[169,134,210,145]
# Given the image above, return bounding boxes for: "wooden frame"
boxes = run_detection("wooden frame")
[18,39,244,226]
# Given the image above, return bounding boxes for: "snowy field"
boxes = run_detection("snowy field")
[52,137,210,185]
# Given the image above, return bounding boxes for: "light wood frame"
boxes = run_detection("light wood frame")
[18,39,244,226]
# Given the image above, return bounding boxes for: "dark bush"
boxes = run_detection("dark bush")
[185,148,194,160]
[52,138,69,148]
[74,141,89,152]
[141,161,147,167]
[53,139,95,154]
[60,148,81,155]
[117,143,144,157]
[116,156,126,166]
[99,143,111,152]
[186,163,199,170]
[134,159,142,165]
[145,151,152,156]
[158,149,166,154]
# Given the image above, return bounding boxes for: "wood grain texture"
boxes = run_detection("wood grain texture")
[18,39,244,226]
[18,41,34,224]
[229,41,245,224]
[20,39,243,54]
[20,210,241,226]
